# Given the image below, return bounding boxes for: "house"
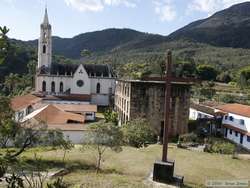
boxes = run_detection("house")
[215,103,250,150]
[11,94,42,122]
[54,104,97,121]
[189,102,225,135]
[35,8,116,106]
[189,103,216,120]
[21,105,87,144]
[114,78,193,137]
[11,94,98,144]
[11,94,98,122]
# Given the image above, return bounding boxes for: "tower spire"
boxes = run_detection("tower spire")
[43,6,49,25]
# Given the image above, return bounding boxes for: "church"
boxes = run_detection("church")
[35,9,116,106]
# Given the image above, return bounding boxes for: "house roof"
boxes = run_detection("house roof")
[216,103,250,118]
[54,104,97,113]
[41,94,91,102]
[38,63,115,78]
[11,94,42,111]
[22,105,85,125]
[190,103,215,116]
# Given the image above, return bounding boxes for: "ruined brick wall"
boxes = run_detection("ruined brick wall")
[115,80,191,137]
[129,82,190,137]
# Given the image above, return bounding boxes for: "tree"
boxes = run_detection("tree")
[122,118,156,148]
[238,66,250,88]
[0,26,10,64]
[192,82,216,100]
[175,60,196,77]
[103,109,118,125]
[0,96,18,148]
[0,97,47,179]
[4,73,21,95]
[82,122,123,173]
[216,71,232,83]
[196,64,217,81]
[81,49,92,58]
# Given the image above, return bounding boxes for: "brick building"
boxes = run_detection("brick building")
[114,79,193,137]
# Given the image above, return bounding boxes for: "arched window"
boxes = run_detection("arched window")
[60,82,64,93]
[43,45,46,54]
[42,81,46,92]
[51,81,55,93]
[96,83,101,94]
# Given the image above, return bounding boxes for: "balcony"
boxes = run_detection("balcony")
[222,116,248,132]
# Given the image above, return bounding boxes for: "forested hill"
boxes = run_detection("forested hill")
[15,28,166,59]
[168,2,250,48]
[6,1,250,81]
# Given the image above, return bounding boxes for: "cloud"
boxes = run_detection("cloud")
[65,0,104,12]
[103,0,137,8]
[153,0,176,22]
[188,0,249,14]
[65,0,138,12]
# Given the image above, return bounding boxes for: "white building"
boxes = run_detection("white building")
[189,103,215,120]
[216,104,250,150]
[35,8,116,106]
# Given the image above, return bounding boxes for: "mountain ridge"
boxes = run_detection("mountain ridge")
[168,2,250,48]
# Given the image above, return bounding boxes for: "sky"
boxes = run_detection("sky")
[0,0,249,41]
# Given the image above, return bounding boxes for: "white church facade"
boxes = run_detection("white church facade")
[35,9,116,106]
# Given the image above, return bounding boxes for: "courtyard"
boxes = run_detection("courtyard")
[2,144,249,188]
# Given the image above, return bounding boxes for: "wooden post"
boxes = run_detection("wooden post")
[162,50,172,162]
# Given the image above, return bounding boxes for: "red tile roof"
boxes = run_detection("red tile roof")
[216,103,250,118]
[11,94,42,111]
[54,104,97,113]
[34,105,85,125]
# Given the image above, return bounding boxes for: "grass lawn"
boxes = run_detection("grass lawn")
[6,144,250,187]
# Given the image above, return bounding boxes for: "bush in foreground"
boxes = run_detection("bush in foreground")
[122,118,156,148]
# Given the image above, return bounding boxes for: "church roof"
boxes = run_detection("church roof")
[38,63,115,78]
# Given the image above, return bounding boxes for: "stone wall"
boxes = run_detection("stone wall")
[115,80,191,137]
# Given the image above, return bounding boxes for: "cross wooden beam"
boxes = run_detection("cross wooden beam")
[162,50,172,162]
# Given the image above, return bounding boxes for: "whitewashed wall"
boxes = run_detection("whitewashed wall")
[189,108,214,120]
[36,75,72,93]
[71,65,91,95]
[225,128,250,150]
[222,113,250,132]
[90,78,115,94]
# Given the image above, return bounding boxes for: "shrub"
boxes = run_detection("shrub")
[122,118,156,148]
[178,133,198,143]
[47,178,68,188]
[103,109,118,125]
[206,138,236,154]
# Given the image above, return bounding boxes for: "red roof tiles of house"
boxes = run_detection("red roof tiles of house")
[54,104,97,113]
[34,105,85,124]
[216,103,250,118]
[11,94,42,111]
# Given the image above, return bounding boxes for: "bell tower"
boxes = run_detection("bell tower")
[38,8,52,69]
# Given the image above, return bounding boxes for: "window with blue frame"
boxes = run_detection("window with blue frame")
[229,116,234,121]
[247,136,250,142]
[235,131,238,137]
[225,116,228,120]
[240,119,245,125]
